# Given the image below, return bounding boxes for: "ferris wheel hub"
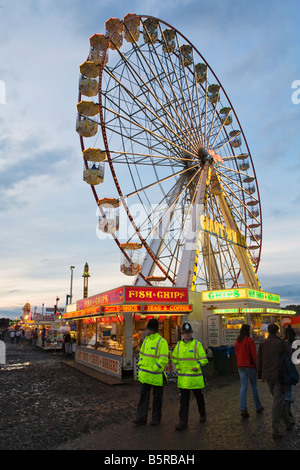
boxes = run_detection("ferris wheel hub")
[197,147,212,166]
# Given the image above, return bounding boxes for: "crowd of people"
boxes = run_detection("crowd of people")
[3,326,73,356]
[133,318,298,440]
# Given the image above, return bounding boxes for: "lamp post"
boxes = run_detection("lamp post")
[70,266,75,304]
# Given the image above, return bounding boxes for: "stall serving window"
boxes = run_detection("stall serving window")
[250,314,280,341]
[79,317,123,352]
[133,315,182,351]
[221,314,247,344]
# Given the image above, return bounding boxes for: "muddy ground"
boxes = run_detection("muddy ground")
[1,338,300,452]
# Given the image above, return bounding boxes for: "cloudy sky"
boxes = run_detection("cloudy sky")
[0,0,299,320]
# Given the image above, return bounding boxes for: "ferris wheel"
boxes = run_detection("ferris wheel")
[76,13,262,292]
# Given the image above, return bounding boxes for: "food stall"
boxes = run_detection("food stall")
[63,285,192,380]
[202,287,296,351]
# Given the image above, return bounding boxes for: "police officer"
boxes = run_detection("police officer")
[132,318,169,426]
[172,322,208,430]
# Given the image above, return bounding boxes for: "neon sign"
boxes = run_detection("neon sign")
[202,288,280,304]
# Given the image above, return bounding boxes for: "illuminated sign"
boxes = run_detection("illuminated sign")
[76,287,124,310]
[144,304,192,313]
[63,306,99,319]
[202,288,280,304]
[125,286,188,303]
[240,308,265,313]
[101,305,141,313]
[200,215,247,248]
[213,308,239,314]
[266,309,296,315]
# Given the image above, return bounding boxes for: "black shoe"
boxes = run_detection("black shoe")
[175,422,188,431]
[272,432,284,439]
[256,407,264,414]
[150,419,160,426]
[132,419,147,426]
[241,410,249,418]
[200,415,206,423]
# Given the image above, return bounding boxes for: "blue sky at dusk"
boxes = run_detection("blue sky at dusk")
[0,0,299,319]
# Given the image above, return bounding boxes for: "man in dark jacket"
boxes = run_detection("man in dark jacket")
[257,323,293,439]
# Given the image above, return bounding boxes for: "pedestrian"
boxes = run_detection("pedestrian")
[42,327,46,347]
[15,329,22,344]
[257,323,294,439]
[132,319,169,426]
[235,324,264,418]
[64,331,72,356]
[32,328,38,347]
[285,324,296,347]
[10,330,15,344]
[171,322,208,430]
[284,324,297,422]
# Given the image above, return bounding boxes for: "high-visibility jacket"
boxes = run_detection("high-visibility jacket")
[172,339,208,389]
[138,332,169,386]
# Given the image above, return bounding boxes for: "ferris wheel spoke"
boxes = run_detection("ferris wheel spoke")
[139,167,202,244]
[215,166,258,202]
[102,102,199,160]
[142,28,200,147]
[109,150,198,166]
[207,99,230,151]
[110,45,198,151]
[209,109,233,150]
[125,161,201,198]
[211,175,252,231]
[103,67,198,154]
[158,33,202,148]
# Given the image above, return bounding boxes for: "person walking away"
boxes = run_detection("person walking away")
[64,331,72,356]
[171,322,208,430]
[15,329,22,344]
[235,324,264,418]
[132,319,169,426]
[257,323,293,439]
[10,330,15,344]
[284,325,297,422]
[32,328,38,347]
[42,327,46,347]
[285,324,296,347]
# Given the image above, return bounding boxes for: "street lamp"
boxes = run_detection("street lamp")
[70,266,75,304]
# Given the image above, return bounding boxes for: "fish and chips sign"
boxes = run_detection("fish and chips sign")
[63,286,190,319]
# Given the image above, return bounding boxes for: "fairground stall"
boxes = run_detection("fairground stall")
[63,285,192,380]
[33,314,63,350]
[201,287,296,350]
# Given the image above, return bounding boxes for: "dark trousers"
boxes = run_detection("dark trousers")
[179,388,205,424]
[266,381,292,433]
[136,383,163,423]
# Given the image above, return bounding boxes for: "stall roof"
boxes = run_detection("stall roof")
[63,285,192,320]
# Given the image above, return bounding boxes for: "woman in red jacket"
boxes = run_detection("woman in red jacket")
[235,324,264,418]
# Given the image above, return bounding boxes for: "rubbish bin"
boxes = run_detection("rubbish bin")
[209,346,235,376]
